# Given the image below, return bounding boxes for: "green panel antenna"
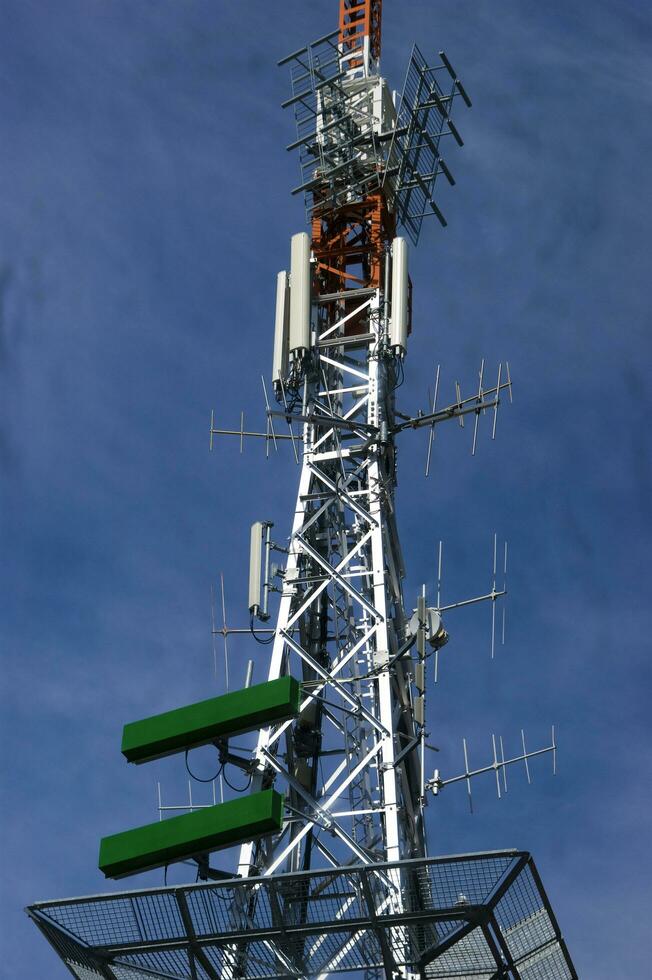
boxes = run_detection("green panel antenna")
[121,676,300,764]
[99,789,284,879]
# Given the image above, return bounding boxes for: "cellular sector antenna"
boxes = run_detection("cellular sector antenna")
[27,3,577,979]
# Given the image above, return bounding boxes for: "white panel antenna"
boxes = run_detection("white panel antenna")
[272,270,290,385]
[289,231,311,356]
[390,236,409,353]
[248,521,273,621]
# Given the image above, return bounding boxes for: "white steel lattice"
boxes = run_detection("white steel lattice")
[237,290,426,918]
[26,6,577,979]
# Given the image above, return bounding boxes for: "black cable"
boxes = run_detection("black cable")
[185,749,222,783]
[393,356,405,390]
[222,764,252,794]
[276,386,302,413]
[250,615,275,645]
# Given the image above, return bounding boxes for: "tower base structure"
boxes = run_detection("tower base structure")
[28,851,577,980]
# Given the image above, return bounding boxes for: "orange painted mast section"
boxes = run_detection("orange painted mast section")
[312,0,393,336]
[339,0,383,68]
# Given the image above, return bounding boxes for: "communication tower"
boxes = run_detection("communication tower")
[28,3,578,978]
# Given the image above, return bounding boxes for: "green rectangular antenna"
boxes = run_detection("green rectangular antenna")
[121,676,300,764]
[99,789,284,879]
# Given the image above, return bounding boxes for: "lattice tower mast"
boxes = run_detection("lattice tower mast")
[26,6,580,977]
[237,0,428,891]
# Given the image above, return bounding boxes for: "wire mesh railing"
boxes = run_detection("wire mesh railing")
[28,851,577,979]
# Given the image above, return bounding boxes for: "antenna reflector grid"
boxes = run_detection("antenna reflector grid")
[387,45,470,245]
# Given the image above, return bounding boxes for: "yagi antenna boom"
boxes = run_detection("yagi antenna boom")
[428,727,558,809]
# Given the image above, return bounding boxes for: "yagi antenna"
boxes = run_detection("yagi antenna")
[427,726,557,812]
[209,397,301,456]
[399,361,513,463]
[212,362,512,462]
[434,534,508,658]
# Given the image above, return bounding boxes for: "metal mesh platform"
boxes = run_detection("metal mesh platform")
[27,851,577,979]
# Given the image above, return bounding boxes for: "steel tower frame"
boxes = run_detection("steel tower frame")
[224,2,497,974]
[27,3,578,978]
[238,0,424,885]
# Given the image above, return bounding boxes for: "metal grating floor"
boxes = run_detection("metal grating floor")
[27,851,577,980]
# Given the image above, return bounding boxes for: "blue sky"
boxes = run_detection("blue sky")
[1,1,651,976]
